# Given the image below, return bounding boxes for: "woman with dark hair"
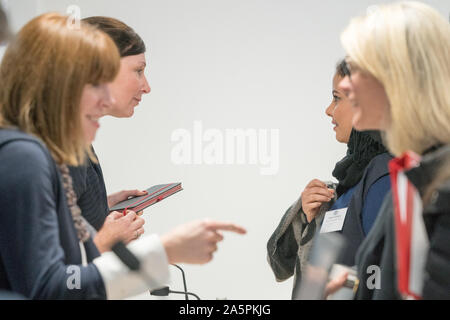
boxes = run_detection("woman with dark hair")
[69,17,152,252]
[267,60,392,298]
[69,16,246,282]
[0,13,244,300]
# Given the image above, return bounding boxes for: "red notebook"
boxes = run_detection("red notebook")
[109,183,182,213]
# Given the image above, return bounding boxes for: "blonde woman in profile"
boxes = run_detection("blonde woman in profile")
[326,1,450,299]
[0,13,245,300]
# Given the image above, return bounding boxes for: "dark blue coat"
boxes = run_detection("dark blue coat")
[0,129,106,299]
[267,152,392,298]
[337,152,392,266]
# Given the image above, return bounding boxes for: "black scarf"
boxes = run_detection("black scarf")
[332,130,388,197]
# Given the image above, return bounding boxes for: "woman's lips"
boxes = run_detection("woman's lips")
[133,97,141,106]
[87,115,100,128]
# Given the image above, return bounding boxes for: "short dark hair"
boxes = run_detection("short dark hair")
[82,16,146,57]
[335,59,350,78]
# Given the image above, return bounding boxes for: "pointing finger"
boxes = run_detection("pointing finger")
[205,221,247,234]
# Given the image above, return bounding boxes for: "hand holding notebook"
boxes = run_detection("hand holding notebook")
[109,183,182,214]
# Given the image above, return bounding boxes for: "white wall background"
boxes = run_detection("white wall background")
[4,0,449,300]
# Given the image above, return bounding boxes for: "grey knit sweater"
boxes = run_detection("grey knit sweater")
[267,182,337,298]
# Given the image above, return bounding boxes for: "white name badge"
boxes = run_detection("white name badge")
[320,207,348,234]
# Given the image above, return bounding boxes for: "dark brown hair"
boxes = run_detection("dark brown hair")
[335,59,350,78]
[0,13,120,165]
[82,16,146,57]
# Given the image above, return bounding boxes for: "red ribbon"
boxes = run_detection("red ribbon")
[389,151,423,299]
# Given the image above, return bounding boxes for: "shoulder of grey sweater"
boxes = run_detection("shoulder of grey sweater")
[280,196,304,234]
[270,195,305,245]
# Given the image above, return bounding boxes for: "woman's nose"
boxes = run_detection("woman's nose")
[142,75,151,94]
[100,84,116,109]
[325,102,334,117]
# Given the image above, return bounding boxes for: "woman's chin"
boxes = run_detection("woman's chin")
[335,136,345,144]
[335,132,349,144]
[107,105,135,118]
[85,133,96,145]
[116,108,135,118]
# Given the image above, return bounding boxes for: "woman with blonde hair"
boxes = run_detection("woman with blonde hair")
[326,1,450,299]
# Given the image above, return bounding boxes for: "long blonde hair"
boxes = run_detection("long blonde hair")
[341,1,450,157]
[0,13,120,165]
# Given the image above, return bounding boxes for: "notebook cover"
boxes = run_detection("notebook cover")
[109,183,182,213]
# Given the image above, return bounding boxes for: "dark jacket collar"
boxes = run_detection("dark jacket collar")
[405,145,450,213]
[405,145,450,192]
